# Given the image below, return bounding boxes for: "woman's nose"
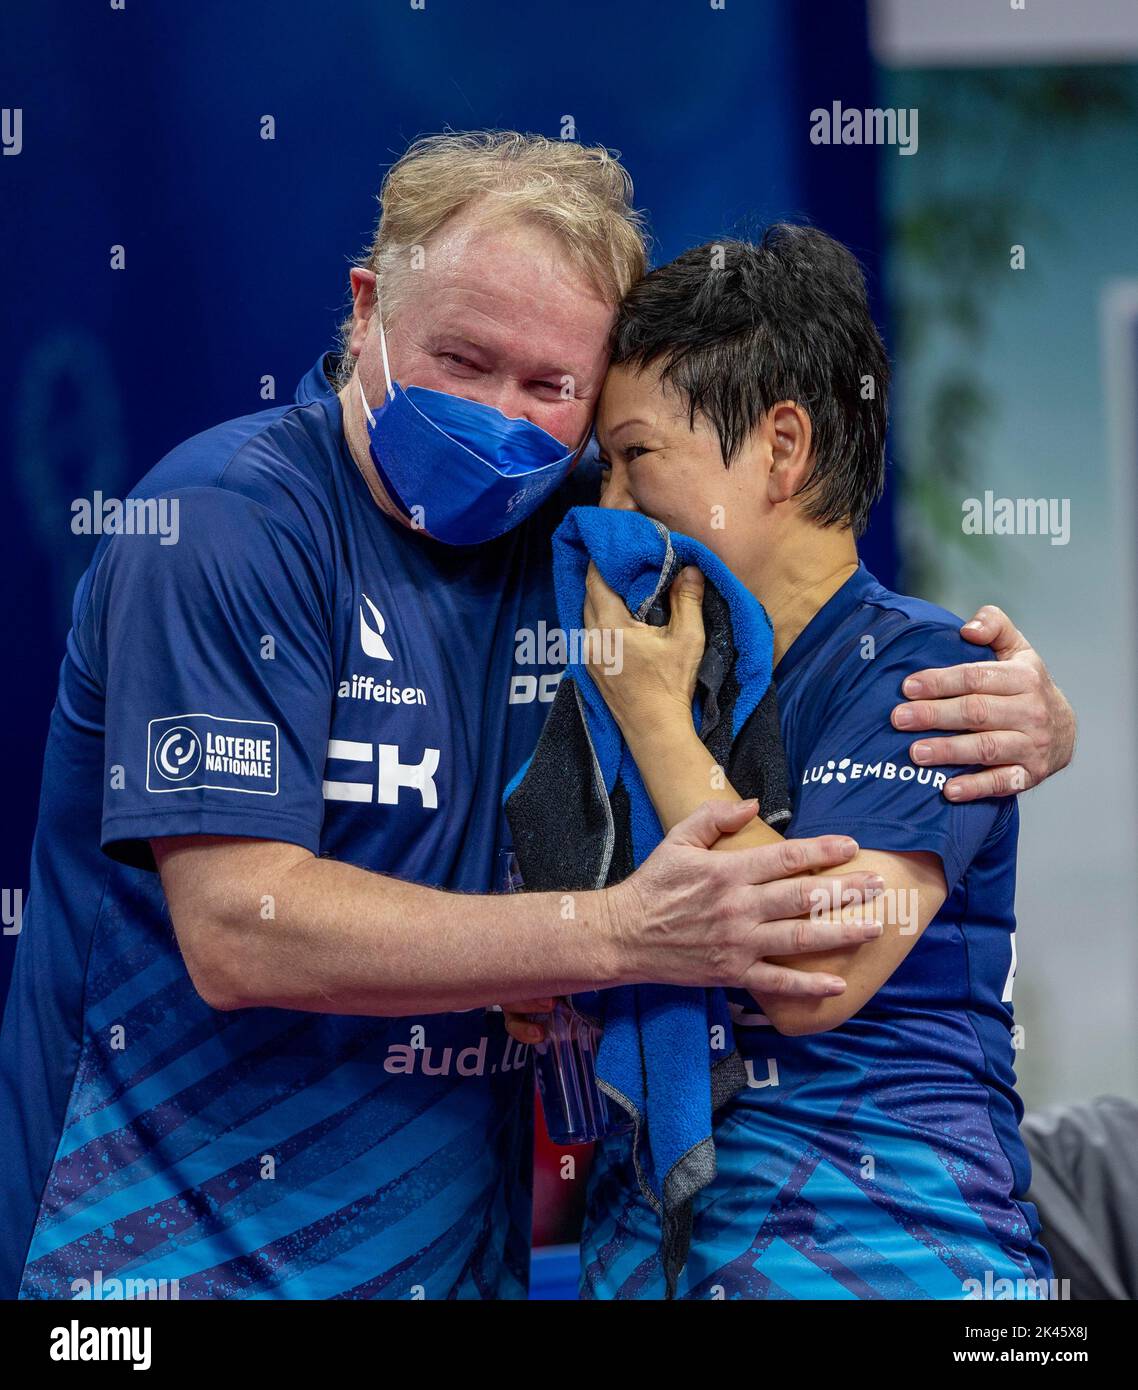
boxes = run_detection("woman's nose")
[599,473,639,511]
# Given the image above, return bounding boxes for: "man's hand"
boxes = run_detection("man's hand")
[503,798,885,1043]
[892,605,1076,803]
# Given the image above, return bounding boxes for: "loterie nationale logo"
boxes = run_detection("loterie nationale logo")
[147,713,279,796]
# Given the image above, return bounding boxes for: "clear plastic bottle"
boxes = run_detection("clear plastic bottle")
[497,849,625,1145]
[530,997,616,1145]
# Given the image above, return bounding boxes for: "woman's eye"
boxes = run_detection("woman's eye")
[624,444,649,462]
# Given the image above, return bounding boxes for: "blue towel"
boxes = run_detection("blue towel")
[504,506,791,1295]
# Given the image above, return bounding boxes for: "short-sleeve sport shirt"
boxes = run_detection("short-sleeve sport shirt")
[0,357,585,1300]
[582,565,1054,1300]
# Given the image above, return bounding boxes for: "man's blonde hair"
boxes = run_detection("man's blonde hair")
[335,130,648,385]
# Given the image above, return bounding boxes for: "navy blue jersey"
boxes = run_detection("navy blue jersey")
[583,564,1054,1299]
[0,356,591,1300]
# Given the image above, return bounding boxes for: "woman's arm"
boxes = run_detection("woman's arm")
[616,711,946,1033]
[584,562,946,1034]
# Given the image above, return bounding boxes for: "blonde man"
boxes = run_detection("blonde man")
[1,132,1073,1300]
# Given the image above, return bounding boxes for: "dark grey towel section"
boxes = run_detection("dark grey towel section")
[506,558,792,900]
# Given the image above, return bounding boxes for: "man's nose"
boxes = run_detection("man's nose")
[477,379,535,424]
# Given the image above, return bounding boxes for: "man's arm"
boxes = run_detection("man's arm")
[153,808,887,1017]
[153,835,619,1015]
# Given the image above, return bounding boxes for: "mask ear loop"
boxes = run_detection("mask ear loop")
[567,421,595,470]
[377,299,396,403]
[358,297,397,425]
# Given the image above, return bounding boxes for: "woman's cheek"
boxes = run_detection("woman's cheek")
[655,491,703,535]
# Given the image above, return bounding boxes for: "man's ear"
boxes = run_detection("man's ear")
[766,401,814,505]
[347,268,377,357]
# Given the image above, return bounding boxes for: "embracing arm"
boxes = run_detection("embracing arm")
[616,713,946,1035]
[154,813,883,1018]
[580,566,1068,1022]
[153,835,623,1016]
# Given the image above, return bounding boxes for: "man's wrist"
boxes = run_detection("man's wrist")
[594,881,644,988]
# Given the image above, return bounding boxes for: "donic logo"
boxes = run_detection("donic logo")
[154,727,200,781]
[359,593,393,661]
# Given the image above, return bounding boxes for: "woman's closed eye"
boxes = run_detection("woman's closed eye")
[599,439,651,466]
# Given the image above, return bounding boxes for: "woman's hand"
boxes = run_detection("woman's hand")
[501,997,554,1045]
[582,561,707,736]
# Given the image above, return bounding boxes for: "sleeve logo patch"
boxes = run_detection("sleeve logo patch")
[801,756,947,793]
[147,714,279,795]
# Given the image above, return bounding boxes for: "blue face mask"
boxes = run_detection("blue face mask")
[358,319,584,545]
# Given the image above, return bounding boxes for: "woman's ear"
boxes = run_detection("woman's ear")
[766,401,814,505]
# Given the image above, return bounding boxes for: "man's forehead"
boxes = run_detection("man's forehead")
[413,215,614,348]
[427,208,583,286]
[422,274,600,332]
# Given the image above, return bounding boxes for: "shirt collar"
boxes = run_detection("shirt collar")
[295,352,338,405]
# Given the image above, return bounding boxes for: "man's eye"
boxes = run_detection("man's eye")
[442,353,475,369]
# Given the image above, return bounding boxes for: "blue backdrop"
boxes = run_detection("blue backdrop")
[0,0,892,1004]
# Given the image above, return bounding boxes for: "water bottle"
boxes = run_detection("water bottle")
[496,849,622,1145]
[530,997,616,1145]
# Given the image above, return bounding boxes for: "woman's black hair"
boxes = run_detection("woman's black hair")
[609,224,890,536]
